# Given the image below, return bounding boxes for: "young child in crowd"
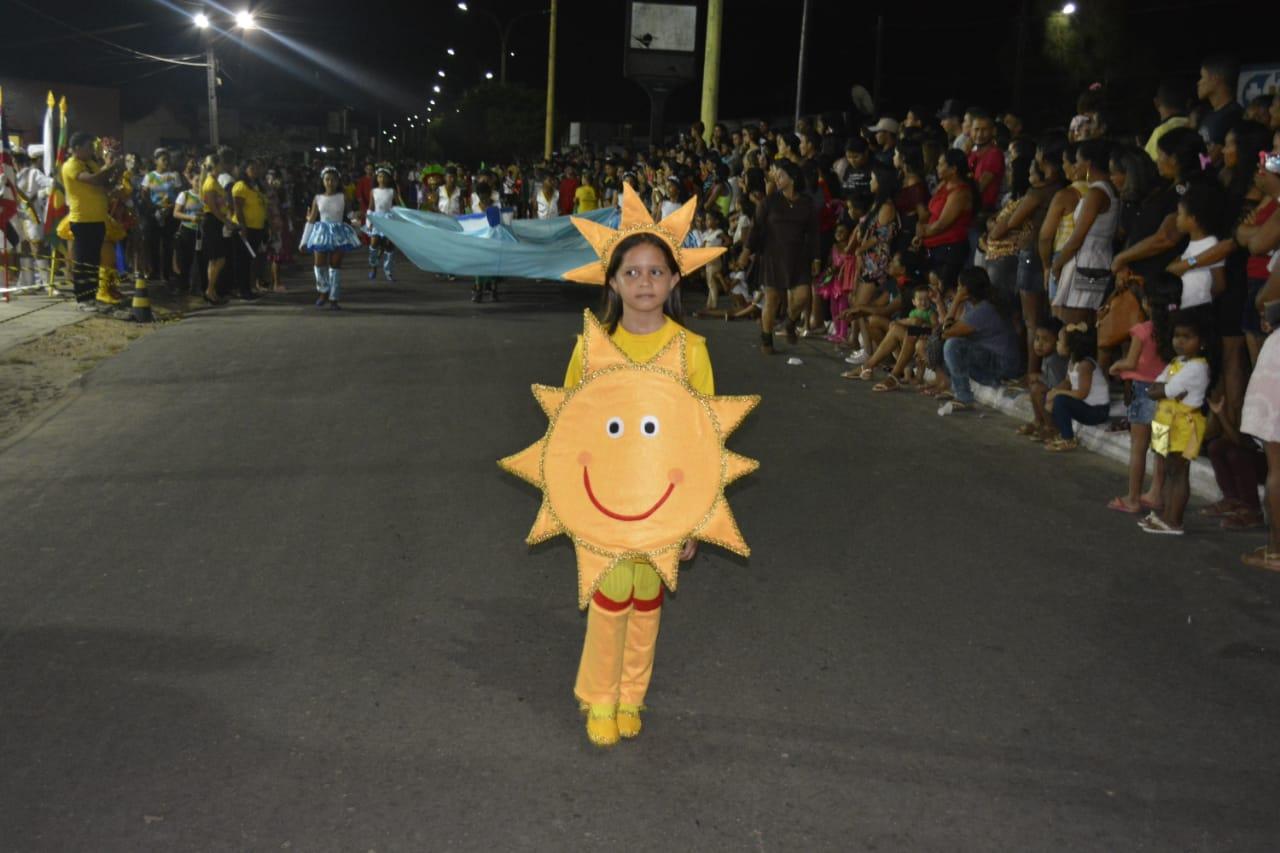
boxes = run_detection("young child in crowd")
[1141,308,1215,535]
[1020,317,1067,440]
[1174,184,1226,309]
[1106,277,1177,513]
[701,210,728,310]
[815,223,856,342]
[1044,323,1110,451]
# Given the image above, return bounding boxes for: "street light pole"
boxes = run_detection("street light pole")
[699,0,723,144]
[794,0,810,127]
[543,0,557,158]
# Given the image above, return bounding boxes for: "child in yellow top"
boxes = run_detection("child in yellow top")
[1142,308,1213,536]
[563,232,711,747]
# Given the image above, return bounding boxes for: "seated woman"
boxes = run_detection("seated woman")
[937,267,1022,413]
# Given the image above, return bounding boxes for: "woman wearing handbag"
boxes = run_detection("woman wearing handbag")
[1051,140,1120,327]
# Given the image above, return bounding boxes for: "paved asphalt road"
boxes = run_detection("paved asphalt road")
[2,268,1279,852]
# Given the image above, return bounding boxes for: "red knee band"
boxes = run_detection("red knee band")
[592,590,632,611]
[632,588,663,612]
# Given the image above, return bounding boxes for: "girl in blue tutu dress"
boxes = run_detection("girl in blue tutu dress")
[302,166,362,310]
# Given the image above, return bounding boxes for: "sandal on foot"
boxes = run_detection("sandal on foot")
[1241,549,1280,572]
[1045,438,1079,452]
[1198,499,1242,518]
[1106,496,1142,514]
[1221,512,1265,530]
[1139,497,1163,511]
[1015,423,1039,436]
[872,377,900,392]
[1138,514,1183,535]
[617,704,643,739]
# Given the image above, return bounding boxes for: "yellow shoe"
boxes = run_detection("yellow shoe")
[95,285,124,306]
[584,704,618,747]
[617,704,643,739]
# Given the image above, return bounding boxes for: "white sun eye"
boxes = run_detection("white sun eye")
[605,417,624,438]
[640,415,660,437]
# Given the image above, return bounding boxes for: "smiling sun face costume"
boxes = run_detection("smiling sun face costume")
[498,184,760,747]
[500,309,759,607]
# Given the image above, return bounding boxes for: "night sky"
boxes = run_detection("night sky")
[1,0,1272,138]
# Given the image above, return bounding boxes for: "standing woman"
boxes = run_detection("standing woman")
[171,159,206,298]
[231,158,268,301]
[918,149,974,290]
[842,163,900,361]
[201,149,233,304]
[1000,135,1066,380]
[302,166,362,310]
[1051,140,1118,325]
[893,144,931,254]
[1112,128,1208,283]
[141,148,181,285]
[738,159,820,354]
[366,166,404,283]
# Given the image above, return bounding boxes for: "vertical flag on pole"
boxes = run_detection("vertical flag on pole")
[0,87,20,236]
[45,96,69,239]
[42,92,55,178]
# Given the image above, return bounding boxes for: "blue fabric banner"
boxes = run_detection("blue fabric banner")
[368,206,620,281]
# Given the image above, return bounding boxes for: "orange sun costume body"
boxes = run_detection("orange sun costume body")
[499,185,760,747]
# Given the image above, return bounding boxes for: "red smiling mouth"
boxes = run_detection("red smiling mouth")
[582,467,676,521]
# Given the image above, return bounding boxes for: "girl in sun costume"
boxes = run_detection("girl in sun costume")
[499,184,760,747]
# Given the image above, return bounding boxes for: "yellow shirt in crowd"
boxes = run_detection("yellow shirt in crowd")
[574,185,599,213]
[231,180,268,229]
[563,315,714,395]
[62,156,108,223]
[201,174,227,217]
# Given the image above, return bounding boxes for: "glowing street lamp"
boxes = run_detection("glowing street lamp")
[235,10,256,29]
[457,2,468,10]
[432,84,441,93]
[1061,2,1076,13]
[447,48,456,56]
[193,12,210,28]
[484,71,494,80]
[437,69,446,78]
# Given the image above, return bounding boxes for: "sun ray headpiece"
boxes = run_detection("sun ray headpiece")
[561,183,726,285]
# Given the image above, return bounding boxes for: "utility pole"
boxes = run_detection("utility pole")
[543,0,558,158]
[872,14,885,107]
[1013,0,1029,110]
[793,0,810,127]
[699,0,723,144]
[205,45,219,146]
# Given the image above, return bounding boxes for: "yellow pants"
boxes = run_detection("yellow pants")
[574,560,664,711]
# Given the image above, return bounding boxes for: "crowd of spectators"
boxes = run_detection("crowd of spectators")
[6,52,1279,565]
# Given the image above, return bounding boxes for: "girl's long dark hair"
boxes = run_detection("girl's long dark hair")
[1157,127,1209,186]
[941,148,979,204]
[600,233,684,333]
[861,162,900,232]
[1009,138,1035,200]
[1144,273,1181,364]
[1223,120,1271,221]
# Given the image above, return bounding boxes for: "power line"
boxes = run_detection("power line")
[7,0,206,67]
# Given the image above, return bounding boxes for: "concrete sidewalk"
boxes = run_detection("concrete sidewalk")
[0,295,90,356]
[969,381,1223,501]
